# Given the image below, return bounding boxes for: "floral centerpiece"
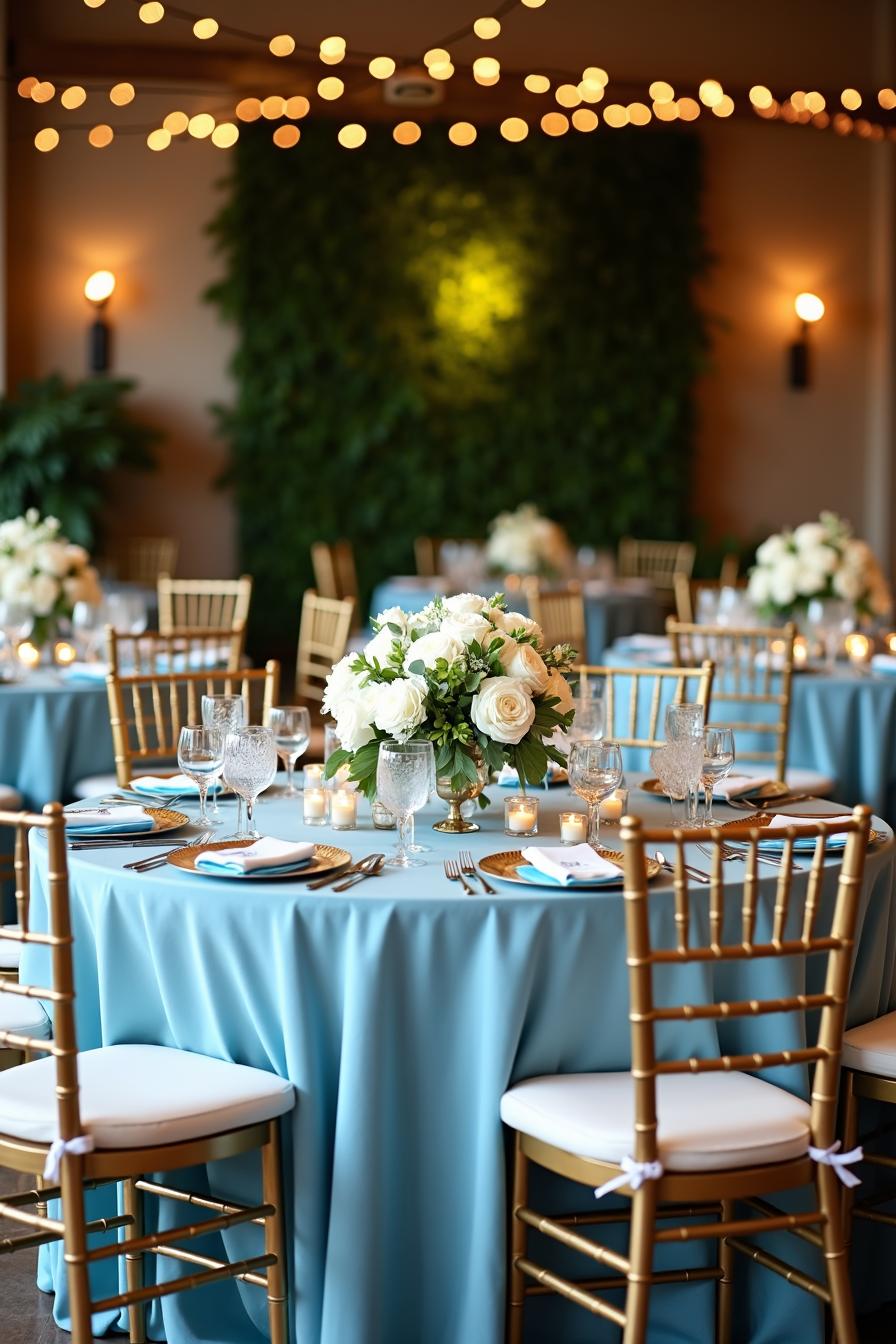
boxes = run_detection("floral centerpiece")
[486,503,572,577]
[323,593,576,826]
[747,512,891,621]
[0,509,102,643]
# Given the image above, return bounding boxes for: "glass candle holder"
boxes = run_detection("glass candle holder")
[504,794,539,837]
[303,788,329,826]
[598,787,629,827]
[328,763,353,791]
[372,799,396,830]
[559,811,588,845]
[329,789,358,830]
[304,763,325,789]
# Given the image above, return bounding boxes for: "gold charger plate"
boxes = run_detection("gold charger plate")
[166,840,352,881]
[64,805,189,839]
[479,848,662,890]
[716,813,887,846]
[639,778,792,800]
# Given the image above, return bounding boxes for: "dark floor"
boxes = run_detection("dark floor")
[2,1167,895,1343]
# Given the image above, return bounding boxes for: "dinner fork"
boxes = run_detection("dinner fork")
[444,858,474,896]
[459,850,496,895]
[123,831,212,873]
[697,841,805,872]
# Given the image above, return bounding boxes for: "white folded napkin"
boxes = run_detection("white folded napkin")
[712,775,772,801]
[130,773,205,795]
[871,654,896,676]
[195,837,315,874]
[63,805,153,834]
[520,843,619,885]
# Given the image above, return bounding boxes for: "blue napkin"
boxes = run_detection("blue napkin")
[64,805,154,836]
[516,864,619,887]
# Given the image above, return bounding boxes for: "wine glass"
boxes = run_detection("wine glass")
[701,727,735,827]
[807,598,854,673]
[376,740,435,868]
[177,726,225,828]
[568,739,623,850]
[223,726,278,840]
[0,600,33,678]
[268,706,311,796]
[202,694,245,825]
[72,601,105,663]
[569,693,605,743]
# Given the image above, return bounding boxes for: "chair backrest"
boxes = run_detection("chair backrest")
[119,536,179,585]
[0,804,83,1141]
[667,619,795,782]
[157,575,252,635]
[673,573,748,624]
[106,662,280,786]
[574,660,715,750]
[413,536,484,577]
[106,626,244,675]
[311,542,358,605]
[619,807,872,1166]
[296,590,354,702]
[618,537,696,590]
[523,580,586,654]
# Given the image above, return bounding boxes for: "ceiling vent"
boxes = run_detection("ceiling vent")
[383,67,445,107]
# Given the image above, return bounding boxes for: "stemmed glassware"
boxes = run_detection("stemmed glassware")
[177,726,225,828]
[406,744,436,854]
[568,691,605,743]
[376,740,435,868]
[202,694,245,827]
[664,703,705,824]
[568,739,624,850]
[72,601,105,663]
[701,727,735,827]
[268,706,311,797]
[223,726,277,840]
[807,598,854,673]
[0,600,33,678]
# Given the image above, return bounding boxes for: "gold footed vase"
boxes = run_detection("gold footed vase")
[432,748,487,833]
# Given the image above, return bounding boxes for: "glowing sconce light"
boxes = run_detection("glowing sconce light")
[84,270,116,373]
[789,293,825,389]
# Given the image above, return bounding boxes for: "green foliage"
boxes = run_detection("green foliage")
[0,374,157,547]
[206,125,707,652]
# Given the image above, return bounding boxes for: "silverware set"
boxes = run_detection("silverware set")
[306,853,385,891]
[653,849,710,885]
[696,840,806,872]
[123,831,214,873]
[444,851,495,895]
[725,792,816,812]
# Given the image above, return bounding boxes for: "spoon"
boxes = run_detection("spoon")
[332,854,386,892]
[654,850,711,885]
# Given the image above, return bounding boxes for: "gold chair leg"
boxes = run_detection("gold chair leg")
[716,1199,734,1344]
[839,1072,859,1249]
[623,1184,657,1344]
[262,1120,289,1344]
[60,1154,93,1344]
[816,1164,857,1344]
[123,1176,146,1344]
[507,1134,528,1344]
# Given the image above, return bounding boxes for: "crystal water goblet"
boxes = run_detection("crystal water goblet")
[376,740,435,868]
[177,726,225,828]
[701,727,735,826]
[0,600,33,678]
[223,726,278,840]
[202,694,245,825]
[568,739,623,850]
[665,702,705,823]
[407,741,436,854]
[268,706,311,796]
[72,601,104,663]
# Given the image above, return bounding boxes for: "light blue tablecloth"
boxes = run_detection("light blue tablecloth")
[369,578,665,663]
[21,782,896,1344]
[606,640,896,827]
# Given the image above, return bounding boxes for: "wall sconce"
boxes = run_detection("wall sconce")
[84,269,116,373]
[788,291,824,389]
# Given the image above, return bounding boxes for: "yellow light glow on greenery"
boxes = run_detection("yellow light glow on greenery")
[61,86,87,109]
[473,17,501,38]
[524,74,550,94]
[318,77,344,101]
[432,238,524,359]
[338,124,366,148]
[369,57,396,79]
[273,125,300,148]
[193,18,218,39]
[270,34,295,57]
[88,124,114,147]
[448,122,477,145]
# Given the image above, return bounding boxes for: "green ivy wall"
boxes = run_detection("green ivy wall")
[207,124,707,652]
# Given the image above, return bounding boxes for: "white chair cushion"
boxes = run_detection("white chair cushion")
[0,785,23,809]
[842,1011,896,1079]
[500,1071,810,1173]
[0,990,51,1039]
[734,765,835,797]
[0,926,21,970]
[72,774,118,800]
[0,1044,294,1148]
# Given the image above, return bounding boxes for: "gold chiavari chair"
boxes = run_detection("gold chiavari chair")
[106,624,244,675]
[311,541,359,605]
[839,1012,896,1251]
[157,574,252,637]
[413,536,484,577]
[673,573,748,624]
[0,816,44,1070]
[719,552,740,589]
[574,661,715,752]
[522,580,586,654]
[107,662,280,788]
[617,538,696,592]
[667,619,796,784]
[118,536,179,586]
[503,806,872,1344]
[0,785,25,989]
[296,590,355,703]
[0,802,294,1343]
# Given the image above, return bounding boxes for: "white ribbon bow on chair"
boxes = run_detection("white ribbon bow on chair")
[594,1154,664,1200]
[43,1134,95,1182]
[808,1140,864,1188]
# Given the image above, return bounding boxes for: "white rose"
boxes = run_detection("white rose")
[31,573,60,616]
[498,639,549,693]
[1,564,32,603]
[470,676,536,745]
[799,543,837,577]
[793,556,826,597]
[404,630,464,671]
[334,692,377,753]
[443,592,491,616]
[498,610,544,644]
[440,610,497,647]
[833,568,863,602]
[793,522,826,550]
[544,668,574,715]
[34,542,70,578]
[372,677,428,740]
[747,568,771,606]
[323,655,361,716]
[364,625,401,667]
[756,535,789,566]
[768,555,799,608]
[374,605,408,633]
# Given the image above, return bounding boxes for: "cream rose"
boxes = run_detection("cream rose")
[440,610,498,647]
[30,572,60,616]
[334,691,377,753]
[544,668,574,715]
[405,631,464,671]
[323,655,361,716]
[498,638,549,693]
[498,610,544,644]
[372,677,427,740]
[443,592,491,616]
[471,676,535,745]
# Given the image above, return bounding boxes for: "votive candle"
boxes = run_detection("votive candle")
[17,641,40,669]
[560,811,588,845]
[303,788,329,825]
[793,636,809,668]
[599,788,629,823]
[330,789,358,830]
[304,763,325,788]
[54,640,77,666]
[505,795,539,836]
[845,633,872,667]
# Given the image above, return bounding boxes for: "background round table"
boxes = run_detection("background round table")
[0,671,113,809]
[23,783,896,1344]
[369,577,665,663]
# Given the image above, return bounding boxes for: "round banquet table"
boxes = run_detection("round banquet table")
[21,782,896,1344]
[0,671,113,809]
[369,577,665,663]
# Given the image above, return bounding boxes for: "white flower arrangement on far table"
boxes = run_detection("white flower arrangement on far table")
[0,509,103,640]
[323,592,576,802]
[485,503,572,577]
[747,512,891,620]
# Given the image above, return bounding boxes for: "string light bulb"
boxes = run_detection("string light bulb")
[500,117,529,142]
[424,48,450,68]
[524,74,550,94]
[88,124,114,147]
[473,17,501,39]
[337,124,366,149]
[749,85,773,108]
[628,102,651,125]
[285,96,310,119]
[712,95,734,117]
[649,81,674,104]
[17,77,38,98]
[138,2,165,22]
[34,128,60,152]
[83,0,106,6]
[448,121,477,146]
[211,122,239,147]
[61,86,87,109]
[187,113,215,138]
[236,98,262,121]
[273,125,300,148]
[146,128,171,151]
[393,121,421,145]
[473,56,500,86]
[794,292,825,323]
[261,95,285,119]
[603,103,629,127]
[31,82,56,104]
[369,57,395,79]
[572,108,598,131]
[320,36,346,64]
[540,111,569,136]
[163,110,189,134]
[555,84,581,108]
[109,82,135,106]
[429,62,454,80]
[193,18,218,39]
[521,0,547,7]
[581,67,609,89]
[879,88,896,109]
[698,79,724,107]
[841,88,861,110]
[678,97,700,121]
[318,77,344,101]
[269,34,295,57]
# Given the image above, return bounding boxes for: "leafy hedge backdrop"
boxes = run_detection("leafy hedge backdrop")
[207,124,707,652]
